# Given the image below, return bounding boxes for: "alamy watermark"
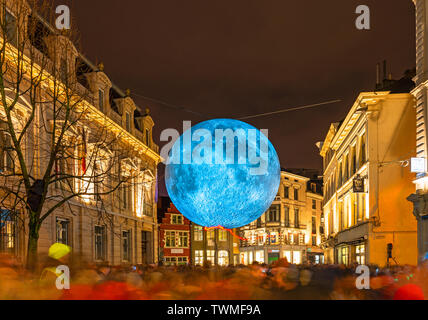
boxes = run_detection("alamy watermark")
[56,5,71,30]
[355,5,370,30]
[355,264,370,289]
[56,265,70,290]
[160,121,269,176]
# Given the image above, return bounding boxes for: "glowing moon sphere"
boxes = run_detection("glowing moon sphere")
[165,119,280,229]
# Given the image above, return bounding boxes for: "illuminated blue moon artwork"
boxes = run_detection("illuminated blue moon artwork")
[165,119,280,229]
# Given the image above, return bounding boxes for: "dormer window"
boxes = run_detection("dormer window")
[98,89,104,112]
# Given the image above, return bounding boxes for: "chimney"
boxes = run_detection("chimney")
[376,63,381,86]
[383,60,387,80]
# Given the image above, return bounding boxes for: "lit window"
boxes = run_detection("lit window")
[56,218,70,245]
[255,250,264,263]
[283,251,291,263]
[207,250,215,265]
[193,226,203,241]
[194,250,204,265]
[218,250,229,266]
[292,251,302,264]
[0,210,15,253]
[219,229,228,241]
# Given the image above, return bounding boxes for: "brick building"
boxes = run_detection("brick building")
[159,203,191,266]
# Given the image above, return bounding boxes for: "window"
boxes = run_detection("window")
[98,89,105,112]
[194,250,204,266]
[122,230,131,262]
[94,226,106,261]
[338,246,349,265]
[165,231,176,248]
[177,257,188,265]
[255,250,264,263]
[294,208,300,228]
[294,188,299,201]
[310,183,317,193]
[269,232,278,245]
[1,133,14,172]
[219,229,227,241]
[344,154,349,182]
[206,250,215,265]
[356,244,365,265]
[56,218,70,245]
[284,206,290,227]
[339,202,345,231]
[256,217,262,228]
[164,257,176,266]
[312,236,317,246]
[171,214,183,224]
[298,233,304,245]
[194,226,203,241]
[266,204,280,222]
[125,112,131,131]
[312,199,316,210]
[338,162,343,187]
[5,10,17,46]
[177,231,189,248]
[351,145,357,175]
[121,184,130,210]
[284,186,289,198]
[0,210,15,253]
[207,230,215,246]
[218,250,229,266]
[292,251,302,264]
[283,251,291,263]
[312,216,316,234]
[359,134,367,166]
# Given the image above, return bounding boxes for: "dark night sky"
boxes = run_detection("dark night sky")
[61,0,415,175]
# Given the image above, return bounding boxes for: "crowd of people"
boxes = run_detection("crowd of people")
[0,247,427,300]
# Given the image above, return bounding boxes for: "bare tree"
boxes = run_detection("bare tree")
[0,0,153,268]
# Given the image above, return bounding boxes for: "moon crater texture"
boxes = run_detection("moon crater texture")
[165,119,280,229]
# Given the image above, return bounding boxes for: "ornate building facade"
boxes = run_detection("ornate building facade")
[238,170,323,265]
[0,1,161,265]
[319,92,417,266]
[408,0,428,263]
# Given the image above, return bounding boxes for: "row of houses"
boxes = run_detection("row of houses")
[157,169,324,266]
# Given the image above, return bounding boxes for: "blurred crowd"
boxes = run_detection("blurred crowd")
[0,250,427,300]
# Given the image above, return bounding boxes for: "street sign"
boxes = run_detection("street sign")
[411,157,426,173]
[353,176,365,193]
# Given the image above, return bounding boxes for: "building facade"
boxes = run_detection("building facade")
[159,203,191,266]
[238,170,324,265]
[0,2,161,265]
[190,224,238,266]
[408,0,428,263]
[319,92,417,267]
